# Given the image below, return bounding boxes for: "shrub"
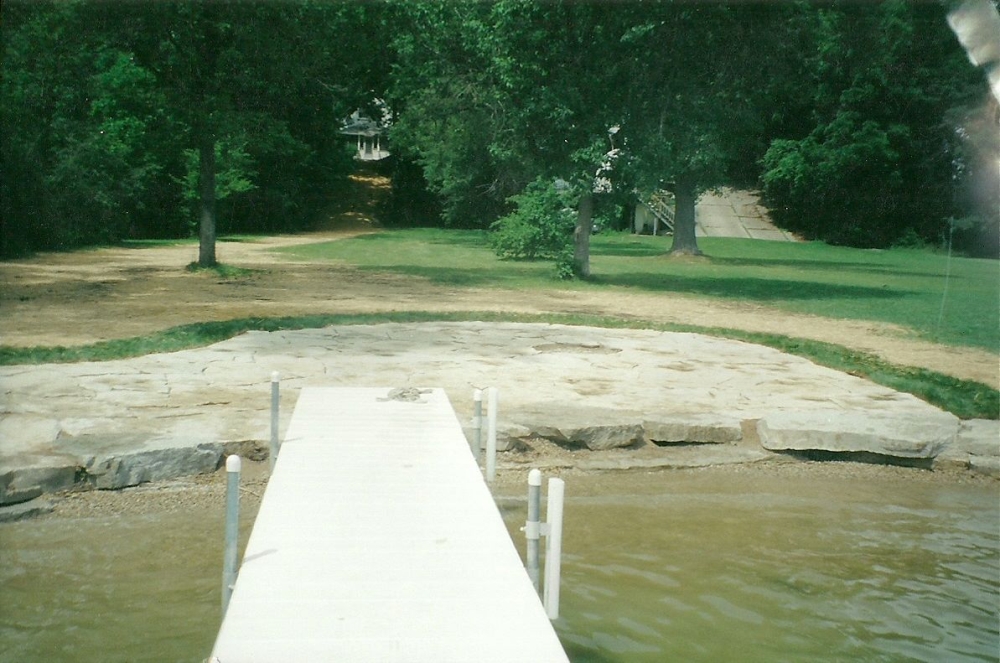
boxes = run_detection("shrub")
[489,177,575,260]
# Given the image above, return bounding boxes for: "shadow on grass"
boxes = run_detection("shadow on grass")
[348,229,490,249]
[120,239,193,249]
[357,263,547,287]
[590,242,663,258]
[594,272,912,302]
[425,230,491,249]
[709,256,961,279]
[360,262,915,301]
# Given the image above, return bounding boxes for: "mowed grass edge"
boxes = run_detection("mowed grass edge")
[280,229,999,351]
[1,311,996,420]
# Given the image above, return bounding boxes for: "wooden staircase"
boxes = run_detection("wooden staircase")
[636,190,675,235]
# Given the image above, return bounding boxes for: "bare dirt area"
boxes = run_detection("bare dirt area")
[2,239,996,387]
[1,172,997,388]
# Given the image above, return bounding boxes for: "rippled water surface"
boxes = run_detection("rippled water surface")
[496,470,1000,663]
[2,468,998,663]
[0,507,256,663]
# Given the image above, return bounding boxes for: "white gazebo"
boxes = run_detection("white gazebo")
[340,109,390,161]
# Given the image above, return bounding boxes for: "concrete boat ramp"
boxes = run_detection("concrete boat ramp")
[1,322,997,514]
[211,387,569,662]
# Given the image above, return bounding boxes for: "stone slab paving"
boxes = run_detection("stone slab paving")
[1,323,996,505]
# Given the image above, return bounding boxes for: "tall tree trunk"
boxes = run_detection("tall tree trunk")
[669,174,702,256]
[574,191,594,278]
[198,131,217,268]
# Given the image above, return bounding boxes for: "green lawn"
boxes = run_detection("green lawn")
[279,229,1000,352]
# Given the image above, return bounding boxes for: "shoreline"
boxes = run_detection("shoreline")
[11,447,998,525]
[4,323,996,515]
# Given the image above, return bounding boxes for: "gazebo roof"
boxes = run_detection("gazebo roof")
[339,110,384,137]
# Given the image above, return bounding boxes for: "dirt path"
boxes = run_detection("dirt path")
[1,173,996,388]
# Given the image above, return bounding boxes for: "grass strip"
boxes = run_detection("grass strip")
[278,229,1000,351]
[1,311,995,420]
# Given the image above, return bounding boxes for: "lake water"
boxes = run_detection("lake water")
[1,466,998,663]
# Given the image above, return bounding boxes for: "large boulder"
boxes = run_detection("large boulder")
[467,420,645,452]
[547,422,645,451]
[83,444,223,490]
[0,465,77,506]
[757,411,958,459]
[643,416,742,445]
[468,405,643,451]
[934,419,1000,476]
[955,419,1000,457]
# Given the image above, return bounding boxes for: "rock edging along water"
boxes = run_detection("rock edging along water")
[0,440,265,508]
[2,323,998,511]
[2,412,997,512]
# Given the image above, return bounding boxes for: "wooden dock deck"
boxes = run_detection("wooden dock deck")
[211,387,569,662]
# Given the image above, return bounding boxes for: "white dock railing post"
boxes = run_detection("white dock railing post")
[542,477,565,620]
[485,387,498,483]
[472,389,483,463]
[525,469,542,593]
[269,372,280,471]
[222,454,241,615]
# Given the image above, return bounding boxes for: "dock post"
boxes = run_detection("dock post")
[543,477,564,620]
[525,469,542,593]
[472,389,483,462]
[222,454,241,615]
[486,387,498,483]
[270,372,280,471]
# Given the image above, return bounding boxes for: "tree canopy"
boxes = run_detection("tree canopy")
[2,0,379,259]
[759,1,990,249]
[1,0,995,261]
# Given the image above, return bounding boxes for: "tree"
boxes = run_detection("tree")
[120,2,262,267]
[390,1,624,275]
[759,1,985,248]
[1,1,180,254]
[391,2,804,270]
[2,1,383,259]
[606,3,804,256]
[5,0,986,263]
[388,2,523,227]
[489,177,576,261]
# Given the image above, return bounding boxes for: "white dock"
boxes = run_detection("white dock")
[211,387,569,662]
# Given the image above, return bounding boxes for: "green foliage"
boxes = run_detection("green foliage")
[179,137,257,235]
[387,3,521,227]
[1,2,182,252]
[1,0,992,261]
[554,248,577,281]
[489,178,575,260]
[759,2,985,249]
[761,112,913,247]
[180,140,256,203]
[0,1,380,256]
